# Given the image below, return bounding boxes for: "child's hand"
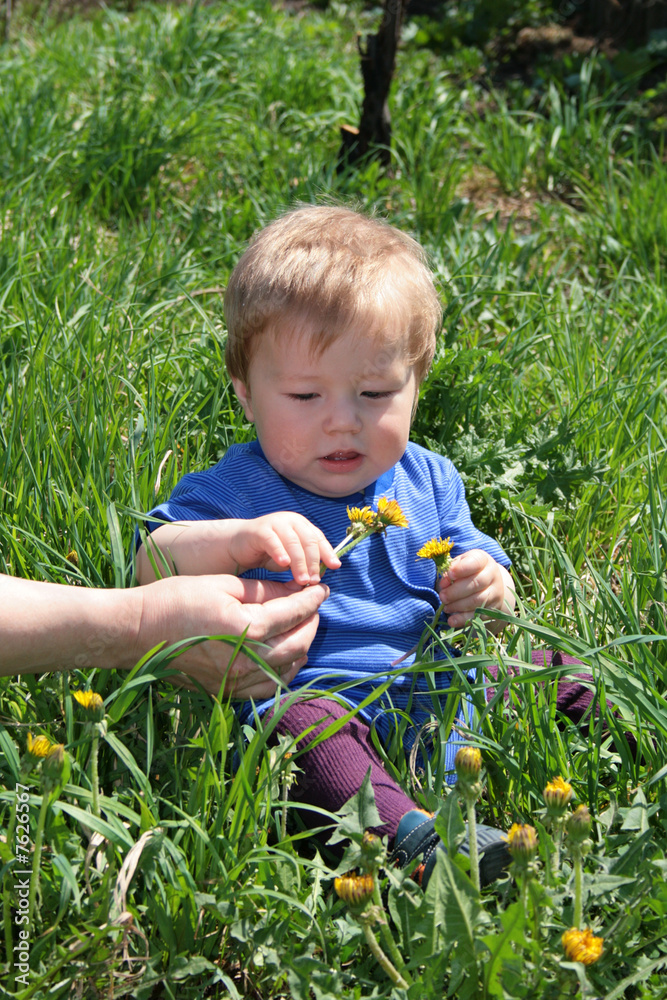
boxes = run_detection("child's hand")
[229,512,341,586]
[438,549,515,632]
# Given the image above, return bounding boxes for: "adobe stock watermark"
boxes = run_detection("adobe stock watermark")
[11,781,34,987]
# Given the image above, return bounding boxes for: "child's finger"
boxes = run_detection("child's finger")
[278,528,313,585]
[297,532,327,584]
[445,549,489,583]
[318,540,341,574]
[259,531,292,571]
[440,576,485,606]
[299,533,340,583]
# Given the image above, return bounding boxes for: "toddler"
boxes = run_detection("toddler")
[137,206,594,885]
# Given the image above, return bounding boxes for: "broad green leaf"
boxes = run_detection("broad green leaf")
[481,901,527,998]
[621,786,650,832]
[434,792,466,855]
[327,768,382,845]
[425,849,481,968]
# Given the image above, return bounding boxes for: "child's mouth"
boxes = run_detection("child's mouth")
[319,451,363,471]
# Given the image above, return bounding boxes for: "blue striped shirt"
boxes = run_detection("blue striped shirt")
[147,440,509,760]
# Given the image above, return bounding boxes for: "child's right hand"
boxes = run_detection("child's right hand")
[229,512,341,586]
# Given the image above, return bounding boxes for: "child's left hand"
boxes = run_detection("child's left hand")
[438,549,515,632]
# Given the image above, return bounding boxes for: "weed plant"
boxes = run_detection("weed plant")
[0,2,666,998]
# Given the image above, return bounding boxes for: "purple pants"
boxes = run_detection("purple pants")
[269,651,603,842]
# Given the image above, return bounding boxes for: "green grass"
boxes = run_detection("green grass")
[0,2,666,997]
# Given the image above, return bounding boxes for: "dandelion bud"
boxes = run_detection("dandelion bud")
[561,926,604,965]
[334,872,375,909]
[73,689,105,723]
[567,804,592,844]
[455,746,482,782]
[544,776,574,818]
[360,830,384,871]
[506,823,538,864]
[41,743,66,793]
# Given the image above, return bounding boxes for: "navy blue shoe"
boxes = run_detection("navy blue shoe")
[389,809,510,889]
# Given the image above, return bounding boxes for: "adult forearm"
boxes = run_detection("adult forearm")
[0,575,143,676]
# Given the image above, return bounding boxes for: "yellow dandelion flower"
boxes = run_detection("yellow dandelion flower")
[417,537,454,561]
[505,823,538,863]
[347,505,374,528]
[562,927,604,965]
[26,733,53,759]
[334,872,375,908]
[73,690,105,720]
[323,497,408,575]
[417,536,454,575]
[373,497,408,530]
[544,776,574,816]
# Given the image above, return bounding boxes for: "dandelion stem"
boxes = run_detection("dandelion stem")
[360,917,411,989]
[90,729,100,818]
[280,757,293,842]
[551,820,564,877]
[372,879,409,976]
[532,886,541,944]
[465,795,480,893]
[27,793,49,932]
[333,531,360,555]
[319,529,374,576]
[333,528,375,561]
[573,847,584,928]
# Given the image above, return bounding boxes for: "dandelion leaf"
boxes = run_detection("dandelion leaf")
[433,792,466,855]
[387,871,426,953]
[480,901,527,998]
[169,955,218,980]
[620,786,649,832]
[287,950,345,1000]
[425,848,481,966]
[328,767,381,845]
[603,955,667,1000]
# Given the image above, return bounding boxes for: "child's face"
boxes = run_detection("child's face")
[232,321,417,498]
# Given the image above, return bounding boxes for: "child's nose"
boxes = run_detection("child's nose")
[323,398,362,434]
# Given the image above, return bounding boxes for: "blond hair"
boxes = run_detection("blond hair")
[224,206,442,385]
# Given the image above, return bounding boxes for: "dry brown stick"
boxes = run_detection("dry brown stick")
[337,0,409,171]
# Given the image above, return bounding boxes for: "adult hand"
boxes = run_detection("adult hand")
[0,573,327,696]
[138,575,328,698]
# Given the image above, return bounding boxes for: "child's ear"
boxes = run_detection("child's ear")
[231,377,254,422]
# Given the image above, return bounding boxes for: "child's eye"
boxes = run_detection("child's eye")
[361,390,394,399]
[287,393,318,401]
